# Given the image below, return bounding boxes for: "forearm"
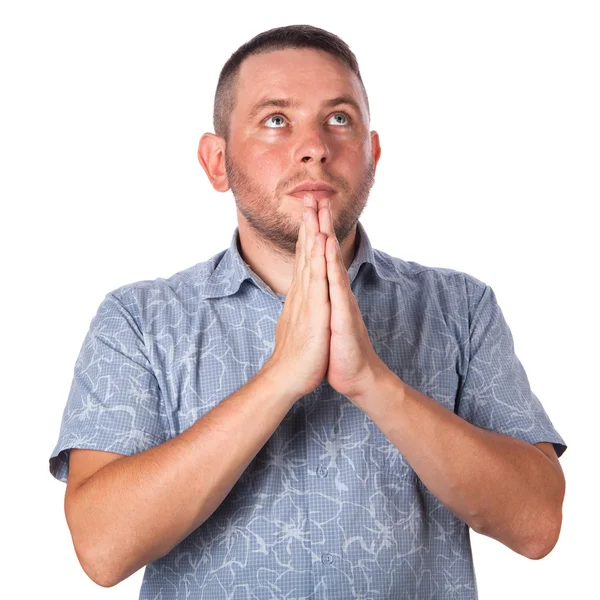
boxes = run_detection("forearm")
[68,363,298,587]
[351,369,563,559]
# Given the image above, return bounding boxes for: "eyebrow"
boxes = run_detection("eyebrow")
[245,95,362,123]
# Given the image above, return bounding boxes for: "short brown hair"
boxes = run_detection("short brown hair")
[213,24,370,142]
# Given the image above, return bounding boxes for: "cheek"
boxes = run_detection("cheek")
[333,135,364,158]
[339,141,369,176]
[244,144,286,181]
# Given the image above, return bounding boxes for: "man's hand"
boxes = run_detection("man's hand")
[307,194,388,400]
[265,194,332,399]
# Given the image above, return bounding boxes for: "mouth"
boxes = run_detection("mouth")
[288,190,336,201]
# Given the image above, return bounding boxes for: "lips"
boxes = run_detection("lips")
[289,180,336,194]
[288,180,336,202]
[289,190,336,201]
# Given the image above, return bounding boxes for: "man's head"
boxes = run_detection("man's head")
[198,24,381,258]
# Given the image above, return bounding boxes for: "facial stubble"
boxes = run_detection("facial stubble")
[225,149,375,260]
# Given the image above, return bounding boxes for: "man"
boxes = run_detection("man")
[49,24,567,599]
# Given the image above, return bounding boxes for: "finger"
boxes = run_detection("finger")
[317,197,334,239]
[323,197,350,299]
[326,234,351,324]
[307,195,329,307]
[304,193,318,266]
[308,232,330,307]
[326,233,344,281]
[319,198,344,266]
[303,193,319,285]
[294,210,306,282]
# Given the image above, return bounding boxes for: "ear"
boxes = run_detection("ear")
[371,130,381,177]
[197,133,230,192]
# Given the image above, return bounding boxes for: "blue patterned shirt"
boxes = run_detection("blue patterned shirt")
[50,220,567,599]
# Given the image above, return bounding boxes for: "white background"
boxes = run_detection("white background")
[2,1,597,598]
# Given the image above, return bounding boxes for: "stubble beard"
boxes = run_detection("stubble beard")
[225,149,375,259]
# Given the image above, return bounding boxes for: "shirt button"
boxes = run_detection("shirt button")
[321,553,333,565]
[316,465,328,478]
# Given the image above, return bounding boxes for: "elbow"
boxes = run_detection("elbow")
[72,537,120,588]
[525,538,557,561]
[95,572,121,589]
[74,532,123,588]
[524,512,563,561]
[525,532,561,561]
[65,505,120,588]
[89,569,120,589]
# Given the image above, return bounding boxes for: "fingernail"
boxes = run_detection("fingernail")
[304,194,310,205]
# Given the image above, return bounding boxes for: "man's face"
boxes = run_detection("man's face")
[225,47,380,256]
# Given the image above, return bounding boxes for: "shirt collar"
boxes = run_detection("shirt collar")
[201,220,381,301]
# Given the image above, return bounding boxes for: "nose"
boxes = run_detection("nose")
[294,126,329,165]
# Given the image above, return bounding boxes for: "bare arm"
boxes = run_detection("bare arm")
[65,362,297,588]
[350,367,565,560]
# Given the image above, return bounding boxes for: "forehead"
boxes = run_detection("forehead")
[235,48,366,117]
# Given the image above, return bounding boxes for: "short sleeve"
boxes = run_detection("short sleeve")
[456,280,567,459]
[49,289,172,483]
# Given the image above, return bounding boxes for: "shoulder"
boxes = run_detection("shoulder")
[104,250,228,323]
[371,249,489,303]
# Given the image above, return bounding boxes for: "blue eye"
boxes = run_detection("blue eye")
[263,112,352,128]
[265,115,287,128]
[328,113,350,126]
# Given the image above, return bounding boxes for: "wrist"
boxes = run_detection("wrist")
[348,358,396,404]
[259,360,303,405]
